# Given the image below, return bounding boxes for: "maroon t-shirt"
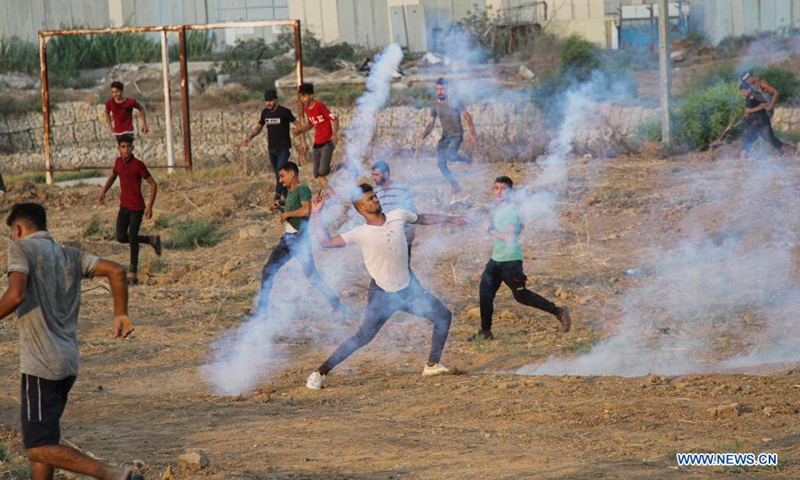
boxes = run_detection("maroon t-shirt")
[113,156,150,211]
[304,101,337,145]
[105,98,143,134]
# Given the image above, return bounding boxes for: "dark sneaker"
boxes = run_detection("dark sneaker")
[151,235,162,257]
[128,276,139,286]
[467,330,494,342]
[557,306,571,332]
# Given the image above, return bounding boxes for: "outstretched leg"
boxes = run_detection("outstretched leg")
[317,284,398,375]
[478,260,503,333]
[292,234,344,317]
[400,277,453,366]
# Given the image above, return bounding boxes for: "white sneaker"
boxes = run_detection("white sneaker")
[306,371,325,389]
[422,363,449,376]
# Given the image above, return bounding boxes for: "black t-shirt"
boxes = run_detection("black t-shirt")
[745,92,770,126]
[258,105,297,151]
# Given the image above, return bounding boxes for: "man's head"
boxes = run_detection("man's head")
[371,161,391,187]
[493,176,513,201]
[279,161,300,188]
[740,81,752,97]
[435,77,448,100]
[264,88,278,110]
[741,71,756,85]
[110,81,124,100]
[7,202,47,240]
[117,134,134,159]
[298,83,315,106]
[350,183,381,216]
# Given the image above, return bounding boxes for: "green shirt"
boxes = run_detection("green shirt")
[285,183,312,233]
[491,202,523,262]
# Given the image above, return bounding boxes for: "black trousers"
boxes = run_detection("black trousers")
[318,276,452,375]
[116,207,150,274]
[258,232,341,312]
[742,123,784,151]
[479,259,558,331]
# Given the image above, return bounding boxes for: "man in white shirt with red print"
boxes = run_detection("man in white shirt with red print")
[306,183,470,389]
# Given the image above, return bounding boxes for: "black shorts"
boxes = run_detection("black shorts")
[20,374,76,449]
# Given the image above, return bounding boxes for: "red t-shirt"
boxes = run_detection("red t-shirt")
[304,101,337,145]
[106,98,143,134]
[113,156,151,211]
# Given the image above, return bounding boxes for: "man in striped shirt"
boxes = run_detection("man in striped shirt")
[371,161,417,260]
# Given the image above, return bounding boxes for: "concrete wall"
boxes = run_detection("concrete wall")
[0,0,110,42]
[690,0,800,45]
[3,101,799,172]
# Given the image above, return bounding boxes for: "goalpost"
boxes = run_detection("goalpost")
[38,20,305,185]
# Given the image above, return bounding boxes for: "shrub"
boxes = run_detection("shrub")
[82,212,114,239]
[559,34,601,82]
[0,94,41,115]
[681,61,735,94]
[165,217,220,250]
[638,83,744,149]
[752,65,800,105]
[0,36,39,74]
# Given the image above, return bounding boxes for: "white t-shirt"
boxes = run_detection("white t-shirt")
[340,209,417,292]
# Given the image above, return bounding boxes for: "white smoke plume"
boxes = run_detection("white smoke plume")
[519,161,800,377]
[332,43,403,189]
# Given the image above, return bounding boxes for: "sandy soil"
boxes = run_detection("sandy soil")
[0,144,798,479]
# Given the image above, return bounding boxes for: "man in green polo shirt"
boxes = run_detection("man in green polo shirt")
[251,161,345,322]
[468,176,571,341]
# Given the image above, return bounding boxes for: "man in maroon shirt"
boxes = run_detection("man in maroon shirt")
[292,83,339,197]
[104,81,148,140]
[99,135,161,286]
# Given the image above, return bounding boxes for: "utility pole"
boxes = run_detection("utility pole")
[658,0,673,145]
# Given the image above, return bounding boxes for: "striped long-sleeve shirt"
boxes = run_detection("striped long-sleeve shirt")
[376,183,416,215]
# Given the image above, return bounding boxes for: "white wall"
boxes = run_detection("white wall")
[0,0,111,41]
[691,0,800,45]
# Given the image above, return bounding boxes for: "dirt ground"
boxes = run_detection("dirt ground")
[0,143,799,479]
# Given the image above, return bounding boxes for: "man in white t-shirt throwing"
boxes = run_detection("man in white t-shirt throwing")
[306,183,470,389]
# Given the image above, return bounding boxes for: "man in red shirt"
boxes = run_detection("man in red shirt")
[292,83,339,197]
[99,135,161,286]
[104,81,148,140]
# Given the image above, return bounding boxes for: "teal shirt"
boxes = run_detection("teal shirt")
[491,202,523,262]
[284,184,312,232]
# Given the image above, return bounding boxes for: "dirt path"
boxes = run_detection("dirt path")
[0,149,798,478]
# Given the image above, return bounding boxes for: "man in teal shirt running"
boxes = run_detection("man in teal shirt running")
[469,176,571,341]
[251,161,345,322]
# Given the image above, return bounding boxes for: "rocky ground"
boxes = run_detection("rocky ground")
[0,138,797,478]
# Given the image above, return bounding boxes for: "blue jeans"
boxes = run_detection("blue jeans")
[318,276,452,374]
[269,149,291,200]
[436,134,470,191]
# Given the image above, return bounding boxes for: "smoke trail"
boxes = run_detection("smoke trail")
[337,43,403,181]
[519,161,800,377]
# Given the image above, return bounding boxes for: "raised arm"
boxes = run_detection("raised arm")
[0,272,28,321]
[331,117,340,145]
[414,213,470,226]
[92,259,133,339]
[99,172,118,204]
[292,120,308,152]
[104,110,114,134]
[310,197,347,248]
[144,175,158,219]
[420,115,436,140]
[462,108,478,147]
[137,105,148,134]
[760,80,779,111]
[244,124,264,146]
